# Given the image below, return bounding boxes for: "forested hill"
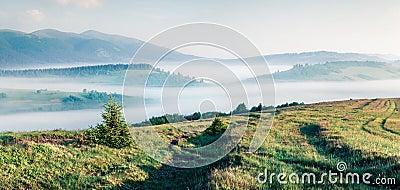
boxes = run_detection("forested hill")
[0,29,197,68]
[0,64,196,86]
[223,51,398,66]
[0,64,150,77]
[258,61,400,81]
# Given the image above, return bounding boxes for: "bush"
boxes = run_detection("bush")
[85,95,133,149]
[205,116,227,135]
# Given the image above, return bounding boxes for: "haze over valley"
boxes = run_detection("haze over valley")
[0,29,399,131]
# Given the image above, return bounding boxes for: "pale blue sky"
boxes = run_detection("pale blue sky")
[1,0,400,56]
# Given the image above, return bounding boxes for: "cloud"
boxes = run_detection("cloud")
[77,0,101,8]
[55,0,102,8]
[26,9,45,22]
[56,0,70,5]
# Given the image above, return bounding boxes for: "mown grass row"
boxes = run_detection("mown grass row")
[383,99,400,135]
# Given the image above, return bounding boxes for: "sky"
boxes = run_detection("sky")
[1,0,400,57]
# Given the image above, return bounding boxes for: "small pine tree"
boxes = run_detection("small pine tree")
[85,95,133,149]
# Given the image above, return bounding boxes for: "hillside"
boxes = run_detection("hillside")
[0,64,195,86]
[259,61,400,81]
[0,88,139,114]
[0,29,196,68]
[248,51,396,65]
[0,98,398,189]
[223,51,398,66]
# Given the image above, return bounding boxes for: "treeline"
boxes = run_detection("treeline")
[133,102,276,127]
[146,70,194,86]
[276,102,305,108]
[133,111,229,127]
[0,64,152,78]
[0,63,197,86]
[61,90,123,110]
[232,103,275,114]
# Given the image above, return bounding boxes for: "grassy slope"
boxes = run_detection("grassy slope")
[270,61,400,81]
[0,88,139,114]
[0,88,83,114]
[0,98,399,189]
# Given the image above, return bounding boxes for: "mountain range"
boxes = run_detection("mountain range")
[1,29,399,70]
[0,29,196,68]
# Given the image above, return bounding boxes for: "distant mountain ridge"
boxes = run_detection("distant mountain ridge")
[0,29,196,69]
[1,29,399,69]
[228,51,397,66]
[263,51,393,65]
[257,61,400,81]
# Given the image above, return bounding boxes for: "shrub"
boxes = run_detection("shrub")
[85,95,133,149]
[205,116,227,135]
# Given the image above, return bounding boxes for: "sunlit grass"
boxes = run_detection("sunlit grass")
[0,98,399,189]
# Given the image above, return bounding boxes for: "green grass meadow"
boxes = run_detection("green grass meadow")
[0,98,399,189]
